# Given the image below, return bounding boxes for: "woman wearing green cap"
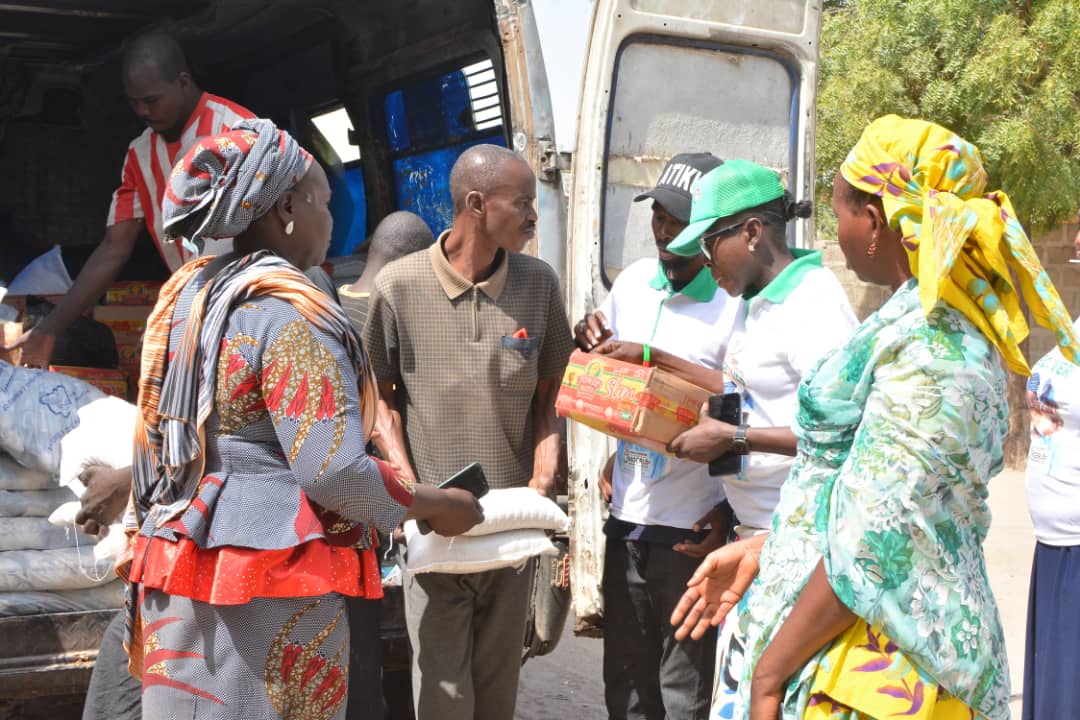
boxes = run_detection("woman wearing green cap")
[661,159,858,540]
[671,116,1080,720]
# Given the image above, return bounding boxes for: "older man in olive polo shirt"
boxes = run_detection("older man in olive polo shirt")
[363,144,574,720]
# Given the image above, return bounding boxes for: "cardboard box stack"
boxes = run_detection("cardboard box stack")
[94,282,160,401]
[555,350,711,454]
[2,281,160,402]
[93,302,154,401]
[47,366,128,400]
[104,281,161,306]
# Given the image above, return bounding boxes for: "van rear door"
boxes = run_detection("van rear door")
[493,0,567,274]
[566,0,822,627]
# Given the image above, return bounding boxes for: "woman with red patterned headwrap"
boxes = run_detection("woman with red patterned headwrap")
[122,119,482,719]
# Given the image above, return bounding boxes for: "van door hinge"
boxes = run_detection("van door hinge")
[537,138,564,181]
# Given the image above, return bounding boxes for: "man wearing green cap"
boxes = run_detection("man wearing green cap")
[574,152,741,720]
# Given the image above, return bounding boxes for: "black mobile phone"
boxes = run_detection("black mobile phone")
[439,462,489,498]
[417,462,488,534]
[707,393,743,476]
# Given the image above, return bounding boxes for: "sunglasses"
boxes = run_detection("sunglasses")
[698,219,748,262]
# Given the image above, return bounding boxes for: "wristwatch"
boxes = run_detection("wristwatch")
[731,423,752,455]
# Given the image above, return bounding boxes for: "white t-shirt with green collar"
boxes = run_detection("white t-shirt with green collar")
[722,249,858,530]
[597,258,740,533]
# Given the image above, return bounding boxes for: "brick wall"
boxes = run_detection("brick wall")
[818,239,892,322]
[1028,220,1080,360]
[819,220,1080,469]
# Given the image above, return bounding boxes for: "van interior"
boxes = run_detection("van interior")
[0,0,512,285]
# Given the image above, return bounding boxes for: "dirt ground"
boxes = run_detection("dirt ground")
[517,622,605,719]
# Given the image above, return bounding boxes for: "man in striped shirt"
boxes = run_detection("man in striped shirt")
[9,31,252,367]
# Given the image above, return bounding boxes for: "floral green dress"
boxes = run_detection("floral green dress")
[731,279,1010,719]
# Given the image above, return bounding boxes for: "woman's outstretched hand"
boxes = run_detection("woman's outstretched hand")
[670,533,767,641]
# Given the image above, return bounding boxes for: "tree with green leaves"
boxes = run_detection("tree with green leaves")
[816,0,1080,235]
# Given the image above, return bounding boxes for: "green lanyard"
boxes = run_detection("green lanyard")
[643,296,668,367]
[649,297,666,344]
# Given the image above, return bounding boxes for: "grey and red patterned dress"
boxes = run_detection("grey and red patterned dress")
[129,252,413,719]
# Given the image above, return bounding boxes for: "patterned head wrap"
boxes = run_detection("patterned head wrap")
[162,118,313,256]
[841,114,1078,375]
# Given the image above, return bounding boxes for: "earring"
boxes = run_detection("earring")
[285,220,295,236]
[866,233,878,258]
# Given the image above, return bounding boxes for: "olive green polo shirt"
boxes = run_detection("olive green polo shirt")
[362,234,574,489]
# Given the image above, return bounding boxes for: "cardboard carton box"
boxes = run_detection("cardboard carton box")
[1,322,22,365]
[105,281,162,306]
[555,350,710,454]
[49,365,128,400]
[92,304,153,335]
[92,308,146,402]
[112,330,143,402]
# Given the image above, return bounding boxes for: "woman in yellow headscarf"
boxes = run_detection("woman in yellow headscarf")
[670,114,1078,720]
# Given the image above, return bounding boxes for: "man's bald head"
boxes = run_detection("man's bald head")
[369,211,435,262]
[121,30,190,83]
[449,144,530,215]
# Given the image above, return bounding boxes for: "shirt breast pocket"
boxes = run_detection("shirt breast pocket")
[499,335,541,390]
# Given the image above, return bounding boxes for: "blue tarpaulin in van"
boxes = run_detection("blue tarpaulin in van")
[385,66,506,238]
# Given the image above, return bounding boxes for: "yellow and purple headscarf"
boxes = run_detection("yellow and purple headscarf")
[162,118,313,256]
[841,114,1078,375]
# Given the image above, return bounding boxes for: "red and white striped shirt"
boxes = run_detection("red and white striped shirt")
[106,92,254,272]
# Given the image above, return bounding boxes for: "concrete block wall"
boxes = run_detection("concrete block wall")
[1028,220,1080,361]
[819,239,892,322]
[821,220,1080,330]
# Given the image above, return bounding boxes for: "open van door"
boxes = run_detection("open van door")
[493,0,567,276]
[566,0,822,628]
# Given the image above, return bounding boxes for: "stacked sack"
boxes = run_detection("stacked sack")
[403,487,570,574]
[0,361,132,616]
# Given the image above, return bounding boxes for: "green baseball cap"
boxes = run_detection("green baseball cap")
[666,159,787,257]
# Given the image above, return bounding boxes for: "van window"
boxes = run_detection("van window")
[600,38,798,284]
[312,106,367,257]
[312,107,362,164]
[384,56,507,238]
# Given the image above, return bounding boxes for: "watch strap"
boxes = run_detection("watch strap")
[733,423,751,455]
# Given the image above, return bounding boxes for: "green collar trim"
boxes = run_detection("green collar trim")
[648,263,717,303]
[749,248,822,304]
